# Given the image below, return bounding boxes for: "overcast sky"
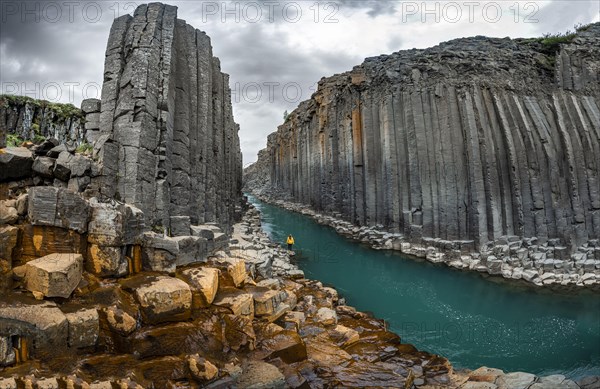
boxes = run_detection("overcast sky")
[1,1,598,164]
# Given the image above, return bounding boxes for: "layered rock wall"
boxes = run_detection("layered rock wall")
[248,24,600,252]
[93,3,242,231]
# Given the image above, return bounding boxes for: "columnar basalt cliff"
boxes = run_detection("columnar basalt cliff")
[93,3,242,232]
[247,25,600,267]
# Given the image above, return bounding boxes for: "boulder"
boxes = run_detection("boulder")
[0,377,17,388]
[188,354,219,382]
[88,198,145,246]
[53,151,73,181]
[0,147,33,182]
[191,225,214,240]
[133,276,192,324]
[235,361,285,389]
[329,324,360,347]
[0,202,18,225]
[530,374,578,389]
[468,367,505,383]
[178,267,219,308]
[68,176,91,192]
[0,298,68,351]
[213,288,254,318]
[15,193,28,215]
[28,186,90,233]
[103,305,137,336]
[173,235,207,266]
[316,307,338,326]
[64,308,99,348]
[69,154,92,177]
[141,232,178,273]
[257,330,307,363]
[495,372,536,389]
[209,257,247,287]
[250,288,286,317]
[24,253,83,298]
[46,144,67,159]
[32,156,55,178]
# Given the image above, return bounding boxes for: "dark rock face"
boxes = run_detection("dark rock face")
[94,3,242,232]
[247,24,600,252]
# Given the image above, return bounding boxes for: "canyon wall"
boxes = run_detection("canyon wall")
[0,96,86,148]
[93,3,242,231]
[247,24,600,252]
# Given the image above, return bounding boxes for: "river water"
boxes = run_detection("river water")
[248,195,600,379]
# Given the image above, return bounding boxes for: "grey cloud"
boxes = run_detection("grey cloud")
[335,0,396,17]
[533,0,598,35]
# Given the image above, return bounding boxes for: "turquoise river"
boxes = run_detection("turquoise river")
[248,195,600,379]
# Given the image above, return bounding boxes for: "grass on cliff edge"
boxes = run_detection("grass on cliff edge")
[0,94,84,122]
[535,23,592,52]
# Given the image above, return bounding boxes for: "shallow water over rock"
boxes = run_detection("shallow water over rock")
[249,195,600,379]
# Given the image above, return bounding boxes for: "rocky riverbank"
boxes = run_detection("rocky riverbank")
[0,201,457,388]
[248,192,600,291]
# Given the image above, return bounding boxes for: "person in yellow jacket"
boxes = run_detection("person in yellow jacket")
[286,234,295,250]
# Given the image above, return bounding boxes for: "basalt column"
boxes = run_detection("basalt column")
[94,3,242,231]
[249,24,600,252]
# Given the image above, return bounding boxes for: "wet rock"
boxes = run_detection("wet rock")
[188,354,218,382]
[213,288,254,318]
[132,276,192,324]
[24,253,84,298]
[577,376,600,389]
[0,147,33,182]
[329,324,360,347]
[235,361,285,389]
[250,287,286,316]
[316,307,338,326]
[0,336,15,367]
[86,244,128,278]
[530,374,579,389]
[28,187,90,233]
[208,257,247,287]
[103,305,137,336]
[0,298,68,351]
[64,308,99,348]
[282,311,305,331]
[257,330,307,363]
[178,267,219,308]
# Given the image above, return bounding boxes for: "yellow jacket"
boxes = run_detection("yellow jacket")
[287,236,295,245]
